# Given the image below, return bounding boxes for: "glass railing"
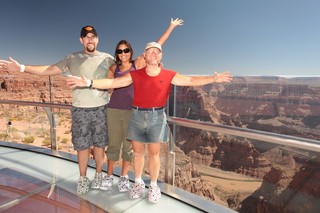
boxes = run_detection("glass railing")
[1,75,320,212]
[0,100,72,152]
[165,76,320,212]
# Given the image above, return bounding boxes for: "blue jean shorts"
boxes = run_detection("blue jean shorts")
[71,105,108,151]
[127,107,170,143]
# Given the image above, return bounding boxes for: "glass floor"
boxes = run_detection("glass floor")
[0,142,235,213]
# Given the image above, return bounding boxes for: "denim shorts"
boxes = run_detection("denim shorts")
[127,108,170,143]
[71,105,108,151]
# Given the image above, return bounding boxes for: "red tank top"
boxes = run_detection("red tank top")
[130,68,176,108]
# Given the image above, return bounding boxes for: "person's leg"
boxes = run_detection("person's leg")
[121,160,131,176]
[77,149,90,176]
[72,107,92,194]
[72,107,91,178]
[90,105,108,189]
[147,143,162,203]
[106,108,122,176]
[148,143,161,182]
[127,110,148,198]
[129,140,146,198]
[132,141,145,179]
[92,105,108,173]
[107,160,116,175]
[144,109,169,203]
[93,146,104,173]
[121,109,133,176]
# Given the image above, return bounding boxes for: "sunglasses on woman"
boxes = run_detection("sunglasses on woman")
[116,48,130,54]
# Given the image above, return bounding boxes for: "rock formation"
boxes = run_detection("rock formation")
[0,71,72,104]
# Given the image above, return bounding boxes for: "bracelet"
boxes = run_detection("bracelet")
[20,64,25,73]
[86,79,90,87]
[86,79,93,88]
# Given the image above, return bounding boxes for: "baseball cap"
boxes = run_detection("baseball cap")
[145,42,162,51]
[80,25,98,37]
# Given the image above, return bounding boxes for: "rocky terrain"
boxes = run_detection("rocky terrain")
[0,71,72,103]
[169,76,320,212]
[1,71,320,212]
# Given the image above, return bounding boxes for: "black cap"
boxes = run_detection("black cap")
[80,26,98,37]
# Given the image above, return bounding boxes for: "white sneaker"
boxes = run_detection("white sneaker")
[100,175,113,190]
[148,185,161,203]
[129,180,145,199]
[118,176,130,192]
[91,172,102,189]
[77,176,90,194]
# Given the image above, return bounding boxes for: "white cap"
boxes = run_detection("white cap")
[145,42,162,51]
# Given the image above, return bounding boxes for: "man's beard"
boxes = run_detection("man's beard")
[86,45,96,53]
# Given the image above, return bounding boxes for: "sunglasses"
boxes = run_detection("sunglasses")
[116,48,130,54]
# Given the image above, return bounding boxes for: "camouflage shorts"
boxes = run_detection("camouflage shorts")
[71,105,108,151]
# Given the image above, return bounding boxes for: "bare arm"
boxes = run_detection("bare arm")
[67,73,133,90]
[134,18,184,69]
[157,18,183,45]
[0,57,61,76]
[107,64,116,94]
[172,72,233,86]
[107,64,116,79]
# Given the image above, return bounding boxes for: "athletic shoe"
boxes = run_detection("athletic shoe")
[129,180,145,199]
[100,175,113,190]
[91,172,102,189]
[118,176,130,192]
[148,185,161,203]
[77,176,90,194]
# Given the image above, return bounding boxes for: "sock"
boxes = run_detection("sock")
[135,177,142,184]
[150,181,157,187]
[120,175,129,178]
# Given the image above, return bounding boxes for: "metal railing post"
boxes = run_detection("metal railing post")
[164,85,177,185]
[43,107,57,150]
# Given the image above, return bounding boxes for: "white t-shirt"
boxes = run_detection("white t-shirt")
[55,51,114,108]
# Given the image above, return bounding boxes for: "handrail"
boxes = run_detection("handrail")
[0,100,71,109]
[0,100,71,150]
[167,117,320,152]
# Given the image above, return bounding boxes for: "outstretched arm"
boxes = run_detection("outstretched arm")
[172,72,233,86]
[0,57,61,76]
[67,74,133,90]
[135,18,183,69]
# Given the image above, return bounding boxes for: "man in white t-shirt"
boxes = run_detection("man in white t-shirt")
[0,25,114,194]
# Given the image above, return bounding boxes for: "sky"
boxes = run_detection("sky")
[1,0,320,76]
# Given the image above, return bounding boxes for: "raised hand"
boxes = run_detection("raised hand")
[170,18,184,27]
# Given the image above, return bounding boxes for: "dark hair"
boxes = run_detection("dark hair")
[114,40,134,65]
